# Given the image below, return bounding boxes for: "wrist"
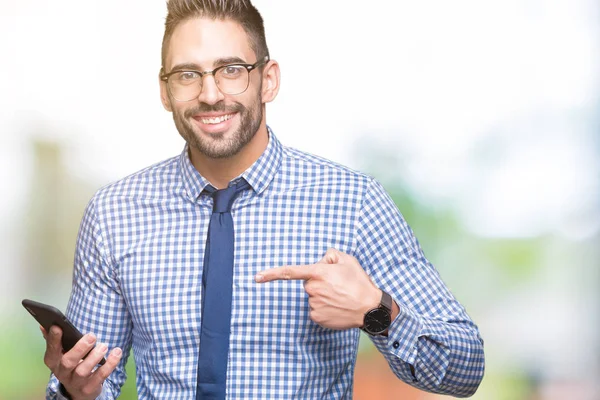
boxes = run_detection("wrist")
[360,288,393,335]
[390,298,400,321]
[357,287,382,328]
[58,383,73,400]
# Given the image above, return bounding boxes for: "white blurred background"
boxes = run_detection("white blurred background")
[1,1,598,398]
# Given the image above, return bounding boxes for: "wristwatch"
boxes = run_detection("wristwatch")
[58,383,73,400]
[361,291,393,335]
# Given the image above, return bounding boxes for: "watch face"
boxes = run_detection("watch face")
[364,308,391,334]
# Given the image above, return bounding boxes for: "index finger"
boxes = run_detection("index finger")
[89,348,123,387]
[255,265,316,283]
[57,333,97,373]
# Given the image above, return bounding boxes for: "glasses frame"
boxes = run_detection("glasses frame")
[160,55,270,100]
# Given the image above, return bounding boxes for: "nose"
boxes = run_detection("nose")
[197,73,225,105]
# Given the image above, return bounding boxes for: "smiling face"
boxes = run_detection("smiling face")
[160,17,269,159]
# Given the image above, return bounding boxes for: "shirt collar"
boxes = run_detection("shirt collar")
[179,126,283,201]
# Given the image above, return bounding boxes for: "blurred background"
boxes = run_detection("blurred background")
[1,0,598,399]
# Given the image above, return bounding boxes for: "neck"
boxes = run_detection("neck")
[189,121,269,189]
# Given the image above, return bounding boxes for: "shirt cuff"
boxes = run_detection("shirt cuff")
[57,382,110,400]
[371,299,422,365]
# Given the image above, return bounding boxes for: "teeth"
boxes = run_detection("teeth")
[201,114,234,124]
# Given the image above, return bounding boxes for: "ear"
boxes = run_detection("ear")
[159,69,173,112]
[261,60,280,104]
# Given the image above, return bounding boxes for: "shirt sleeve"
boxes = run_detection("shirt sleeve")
[353,178,485,397]
[45,382,112,400]
[45,197,133,399]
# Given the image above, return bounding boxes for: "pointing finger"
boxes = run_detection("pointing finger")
[255,265,316,283]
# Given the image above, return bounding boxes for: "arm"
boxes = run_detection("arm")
[45,198,133,400]
[256,178,484,396]
[353,178,484,396]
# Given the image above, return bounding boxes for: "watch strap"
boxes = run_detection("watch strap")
[58,383,73,400]
[380,290,392,313]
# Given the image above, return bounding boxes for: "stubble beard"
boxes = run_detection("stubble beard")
[172,96,263,159]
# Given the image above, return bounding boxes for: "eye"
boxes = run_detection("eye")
[219,65,244,79]
[174,71,201,82]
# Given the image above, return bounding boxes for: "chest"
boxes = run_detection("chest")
[111,193,358,337]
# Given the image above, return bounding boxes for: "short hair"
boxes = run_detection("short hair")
[161,0,270,68]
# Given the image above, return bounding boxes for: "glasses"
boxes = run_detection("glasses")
[160,56,269,101]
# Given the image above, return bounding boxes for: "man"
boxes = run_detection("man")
[42,0,485,398]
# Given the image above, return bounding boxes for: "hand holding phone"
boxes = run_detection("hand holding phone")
[23,299,123,399]
[22,299,106,365]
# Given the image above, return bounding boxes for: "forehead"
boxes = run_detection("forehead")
[166,17,254,70]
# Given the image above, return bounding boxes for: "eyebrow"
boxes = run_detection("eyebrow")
[169,57,249,72]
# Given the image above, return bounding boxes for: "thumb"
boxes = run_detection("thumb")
[321,248,342,264]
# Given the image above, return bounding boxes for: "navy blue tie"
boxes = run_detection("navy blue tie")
[196,179,249,400]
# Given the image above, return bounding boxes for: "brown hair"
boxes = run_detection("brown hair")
[161,0,270,68]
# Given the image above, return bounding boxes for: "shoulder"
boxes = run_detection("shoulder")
[89,155,181,213]
[280,145,374,189]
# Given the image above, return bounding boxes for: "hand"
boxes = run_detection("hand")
[255,248,382,330]
[41,325,122,400]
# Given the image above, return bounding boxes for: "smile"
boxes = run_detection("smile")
[200,113,236,124]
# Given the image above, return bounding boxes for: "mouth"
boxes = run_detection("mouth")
[196,113,236,125]
[192,112,237,133]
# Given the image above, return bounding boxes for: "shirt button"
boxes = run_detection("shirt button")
[393,341,400,349]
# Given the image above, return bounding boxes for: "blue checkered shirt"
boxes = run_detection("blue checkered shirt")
[47,129,484,399]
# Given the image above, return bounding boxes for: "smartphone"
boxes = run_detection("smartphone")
[22,299,106,366]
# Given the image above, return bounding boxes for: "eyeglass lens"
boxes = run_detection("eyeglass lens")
[168,65,250,100]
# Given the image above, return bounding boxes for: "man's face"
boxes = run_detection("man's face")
[162,18,264,159]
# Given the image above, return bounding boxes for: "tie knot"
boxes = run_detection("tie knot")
[209,180,250,213]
